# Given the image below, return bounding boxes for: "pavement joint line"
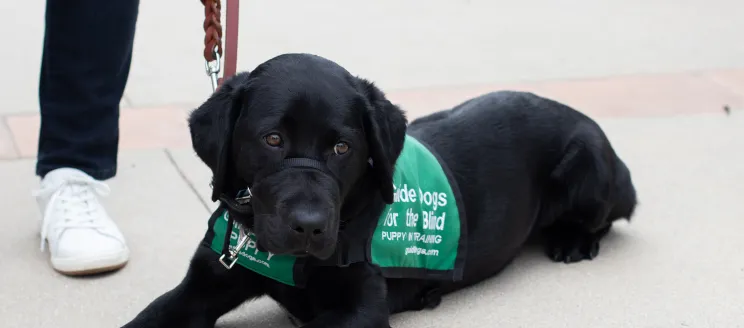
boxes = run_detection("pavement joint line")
[380,68,735,93]
[1,116,21,159]
[121,94,134,108]
[0,111,41,118]
[0,102,199,119]
[163,148,212,213]
[700,73,744,100]
[2,67,743,118]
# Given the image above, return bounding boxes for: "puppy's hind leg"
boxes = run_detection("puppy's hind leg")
[541,127,618,264]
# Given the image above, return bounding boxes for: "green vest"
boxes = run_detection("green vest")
[204,135,467,287]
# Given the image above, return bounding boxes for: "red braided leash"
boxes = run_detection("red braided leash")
[201,0,240,91]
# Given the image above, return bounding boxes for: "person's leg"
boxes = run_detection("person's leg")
[37,0,139,178]
[33,0,140,276]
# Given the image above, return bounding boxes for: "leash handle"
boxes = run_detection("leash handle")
[201,0,240,91]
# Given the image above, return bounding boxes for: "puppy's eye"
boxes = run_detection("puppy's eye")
[264,133,283,147]
[334,142,350,155]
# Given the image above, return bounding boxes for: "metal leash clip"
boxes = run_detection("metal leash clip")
[205,45,221,92]
[219,225,249,269]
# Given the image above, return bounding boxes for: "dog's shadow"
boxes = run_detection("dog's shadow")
[216,227,632,328]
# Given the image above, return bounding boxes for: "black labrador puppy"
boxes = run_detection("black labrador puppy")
[123,53,637,328]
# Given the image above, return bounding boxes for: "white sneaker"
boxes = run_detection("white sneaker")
[32,168,129,275]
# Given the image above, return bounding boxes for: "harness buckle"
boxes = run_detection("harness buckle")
[235,187,252,205]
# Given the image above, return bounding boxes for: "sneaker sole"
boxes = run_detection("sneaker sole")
[51,248,130,276]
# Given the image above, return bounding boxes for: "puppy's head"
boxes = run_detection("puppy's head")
[188,53,407,259]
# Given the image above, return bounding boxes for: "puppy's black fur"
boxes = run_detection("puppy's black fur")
[123,54,637,328]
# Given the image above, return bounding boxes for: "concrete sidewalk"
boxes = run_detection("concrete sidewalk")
[1,0,744,327]
[3,0,744,114]
[1,108,742,327]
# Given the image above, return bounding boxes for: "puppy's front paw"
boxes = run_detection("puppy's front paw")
[543,224,609,264]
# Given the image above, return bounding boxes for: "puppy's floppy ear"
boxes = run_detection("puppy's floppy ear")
[357,78,408,204]
[188,72,252,202]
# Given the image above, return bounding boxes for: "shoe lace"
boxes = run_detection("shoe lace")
[32,176,111,252]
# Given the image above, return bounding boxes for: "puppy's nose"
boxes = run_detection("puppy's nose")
[288,210,326,237]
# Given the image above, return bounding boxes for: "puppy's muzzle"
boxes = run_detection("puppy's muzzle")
[216,157,338,266]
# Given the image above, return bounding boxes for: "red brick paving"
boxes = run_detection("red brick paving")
[2,69,742,159]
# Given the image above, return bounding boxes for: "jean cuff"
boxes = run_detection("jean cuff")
[36,164,117,181]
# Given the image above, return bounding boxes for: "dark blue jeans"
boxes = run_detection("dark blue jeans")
[36,0,140,180]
